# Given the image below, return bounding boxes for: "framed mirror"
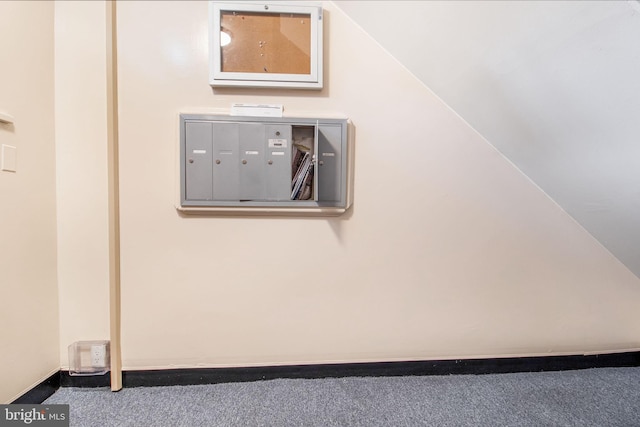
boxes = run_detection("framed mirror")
[209,2,323,89]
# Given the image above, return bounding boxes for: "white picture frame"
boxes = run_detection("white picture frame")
[209,1,323,89]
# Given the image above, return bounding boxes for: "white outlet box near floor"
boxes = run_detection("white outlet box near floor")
[68,340,110,376]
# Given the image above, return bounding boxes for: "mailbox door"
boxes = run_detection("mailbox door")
[264,124,292,201]
[238,124,266,200]
[317,125,342,202]
[185,122,213,201]
[212,123,240,200]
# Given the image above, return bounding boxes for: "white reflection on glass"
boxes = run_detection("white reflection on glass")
[220,31,231,47]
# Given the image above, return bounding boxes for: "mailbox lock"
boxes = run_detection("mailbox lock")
[188,159,194,164]
[215,159,221,164]
[319,160,324,166]
[275,131,281,136]
[242,159,247,164]
[268,160,273,165]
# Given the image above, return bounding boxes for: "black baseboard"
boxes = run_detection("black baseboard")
[11,372,60,404]
[18,351,640,402]
[59,371,111,388]
[119,351,640,388]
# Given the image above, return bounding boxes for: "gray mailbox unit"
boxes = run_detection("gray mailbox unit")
[179,114,352,213]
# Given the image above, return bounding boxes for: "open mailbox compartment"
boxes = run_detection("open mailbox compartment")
[178,114,352,215]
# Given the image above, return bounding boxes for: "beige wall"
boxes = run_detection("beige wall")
[338,1,640,279]
[8,0,640,405]
[54,0,111,369]
[113,1,640,369]
[0,1,59,403]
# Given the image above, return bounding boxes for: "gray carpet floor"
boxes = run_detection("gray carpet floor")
[44,367,640,426]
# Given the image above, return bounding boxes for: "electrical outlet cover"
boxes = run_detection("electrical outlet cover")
[68,340,111,376]
[91,344,107,368]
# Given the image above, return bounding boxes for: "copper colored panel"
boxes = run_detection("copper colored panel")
[221,11,311,74]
